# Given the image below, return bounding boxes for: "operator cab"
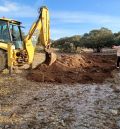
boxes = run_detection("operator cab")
[0,18,23,49]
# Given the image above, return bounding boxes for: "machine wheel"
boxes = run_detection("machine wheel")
[0,50,7,71]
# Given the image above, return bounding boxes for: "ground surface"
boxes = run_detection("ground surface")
[0,53,120,129]
[28,53,116,84]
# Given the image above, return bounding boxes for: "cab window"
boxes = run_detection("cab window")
[9,24,23,49]
[0,20,11,42]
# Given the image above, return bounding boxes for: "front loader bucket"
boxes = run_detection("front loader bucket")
[44,52,57,66]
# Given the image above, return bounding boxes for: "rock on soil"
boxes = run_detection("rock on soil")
[27,54,116,84]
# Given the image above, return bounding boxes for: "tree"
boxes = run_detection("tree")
[80,28,114,52]
[61,42,75,52]
[53,35,81,50]
[114,32,120,45]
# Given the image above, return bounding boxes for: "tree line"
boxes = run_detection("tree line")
[52,27,120,52]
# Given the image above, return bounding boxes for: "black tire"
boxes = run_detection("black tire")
[0,50,7,71]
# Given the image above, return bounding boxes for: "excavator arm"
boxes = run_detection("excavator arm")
[24,6,56,65]
[0,6,56,74]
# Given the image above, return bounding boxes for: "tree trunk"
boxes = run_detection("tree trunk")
[93,48,102,53]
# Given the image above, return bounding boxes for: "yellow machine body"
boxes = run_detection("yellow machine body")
[0,6,56,72]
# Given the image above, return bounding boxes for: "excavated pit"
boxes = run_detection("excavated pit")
[27,54,116,84]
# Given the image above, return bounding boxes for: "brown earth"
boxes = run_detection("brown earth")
[1,53,120,129]
[27,53,116,84]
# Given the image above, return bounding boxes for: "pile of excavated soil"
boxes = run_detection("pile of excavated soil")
[27,54,116,84]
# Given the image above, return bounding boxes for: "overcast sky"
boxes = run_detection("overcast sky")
[0,0,120,39]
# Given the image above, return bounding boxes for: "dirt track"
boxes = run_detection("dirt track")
[0,53,120,129]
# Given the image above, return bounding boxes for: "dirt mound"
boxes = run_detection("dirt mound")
[27,54,116,84]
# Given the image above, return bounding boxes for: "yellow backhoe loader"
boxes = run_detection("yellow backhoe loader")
[0,6,56,74]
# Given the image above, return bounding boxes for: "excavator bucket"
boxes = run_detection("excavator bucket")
[44,52,57,66]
